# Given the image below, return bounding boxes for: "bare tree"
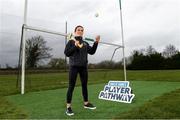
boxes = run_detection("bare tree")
[163,44,178,58]
[26,35,52,68]
[146,45,156,55]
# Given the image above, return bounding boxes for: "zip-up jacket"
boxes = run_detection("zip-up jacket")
[64,37,98,67]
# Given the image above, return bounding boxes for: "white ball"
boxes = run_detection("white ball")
[95,13,99,17]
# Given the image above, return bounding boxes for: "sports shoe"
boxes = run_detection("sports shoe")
[84,103,96,109]
[65,107,74,116]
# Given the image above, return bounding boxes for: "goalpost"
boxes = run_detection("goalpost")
[19,0,126,94]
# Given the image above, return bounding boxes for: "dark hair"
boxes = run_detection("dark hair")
[74,25,84,32]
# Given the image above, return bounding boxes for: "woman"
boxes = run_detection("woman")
[64,25,100,116]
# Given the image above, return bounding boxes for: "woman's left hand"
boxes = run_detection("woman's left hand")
[95,35,100,43]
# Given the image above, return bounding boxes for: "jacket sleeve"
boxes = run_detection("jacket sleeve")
[87,42,98,55]
[64,40,78,57]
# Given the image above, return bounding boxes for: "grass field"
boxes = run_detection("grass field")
[1,70,180,96]
[6,81,180,119]
[0,70,180,119]
[115,88,180,119]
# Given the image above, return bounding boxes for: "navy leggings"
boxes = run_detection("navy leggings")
[66,66,88,103]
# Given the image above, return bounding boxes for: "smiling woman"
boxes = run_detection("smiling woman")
[1,1,180,118]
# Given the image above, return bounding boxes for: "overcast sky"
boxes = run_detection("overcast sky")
[0,0,180,67]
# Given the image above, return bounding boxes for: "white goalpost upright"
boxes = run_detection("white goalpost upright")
[20,0,127,94]
[119,0,127,81]
[21,0,28,94]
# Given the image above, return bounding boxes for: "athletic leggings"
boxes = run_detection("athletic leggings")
[66,66,88,103]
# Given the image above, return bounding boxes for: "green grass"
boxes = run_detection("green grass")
[115,88,180,119]
[0,70,180,96]
[0,97,28,119]
[6,81,180,119]
[0,70,180,119]
[127,70,180,81]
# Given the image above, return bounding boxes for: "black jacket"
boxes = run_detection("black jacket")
[64,38,98,67]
